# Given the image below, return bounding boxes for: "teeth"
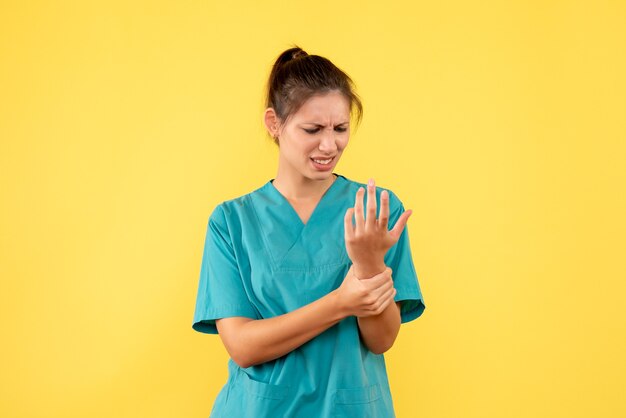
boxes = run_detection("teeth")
[313,158,332,164]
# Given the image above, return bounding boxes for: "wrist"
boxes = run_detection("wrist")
[328,288,350,320]
[353,262,386,279]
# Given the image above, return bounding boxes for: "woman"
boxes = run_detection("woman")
[192,45,426,417]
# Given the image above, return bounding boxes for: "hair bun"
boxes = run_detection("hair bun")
[292,49,308,60]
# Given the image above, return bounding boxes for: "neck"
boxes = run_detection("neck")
[272,162,337,201]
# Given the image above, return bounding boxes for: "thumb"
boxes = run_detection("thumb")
[389,209,412,241]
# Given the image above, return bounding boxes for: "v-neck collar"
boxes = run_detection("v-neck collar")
[267,173,345,228]
[251,173,349,270]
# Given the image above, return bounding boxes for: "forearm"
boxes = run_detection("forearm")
[230,290,346,367]
[357,301,401,354]
[353,261,401,354]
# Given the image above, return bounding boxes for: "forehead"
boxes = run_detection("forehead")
[292,91,350,123]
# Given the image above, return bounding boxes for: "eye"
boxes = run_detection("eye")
[303,126,348,134]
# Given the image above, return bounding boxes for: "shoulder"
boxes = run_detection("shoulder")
[208,181,270,226]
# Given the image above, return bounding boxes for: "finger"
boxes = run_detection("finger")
[364,271,393,294]
[389,209,412,241]
[354,187,365,231]
[370,277,394,298]
[365,178,377,229]
[372,287,397,315]
[360,266,393,289]
[378,190,390,231]
[344,207,355,239]
[368,287,396,315]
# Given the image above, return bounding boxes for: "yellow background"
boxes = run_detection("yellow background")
[1,1,625,417]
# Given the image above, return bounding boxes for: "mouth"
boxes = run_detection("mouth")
[310,156,334,165]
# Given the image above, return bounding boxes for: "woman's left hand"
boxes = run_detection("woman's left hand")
[344,178,412,278]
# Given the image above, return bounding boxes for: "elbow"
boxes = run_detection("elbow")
[367,331,399,354]
[369,347,385,355]
[231,354,254,369]
[217,318,261,368]
[368,340,394,355]
[228,347,258,369]
[229,344,267,368]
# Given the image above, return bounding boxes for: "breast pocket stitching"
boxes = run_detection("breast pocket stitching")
[238,370,292,400]
[334,383,382,405]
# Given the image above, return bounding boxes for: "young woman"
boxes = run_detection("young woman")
[192,45,426,417]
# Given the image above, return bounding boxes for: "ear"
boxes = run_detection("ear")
[263,108,281,139]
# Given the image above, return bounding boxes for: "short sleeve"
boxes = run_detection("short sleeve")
[384,191,426,323]
[192,204,259,334]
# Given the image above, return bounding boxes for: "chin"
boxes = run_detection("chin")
[310,169,335,178]
[301,172,330,183]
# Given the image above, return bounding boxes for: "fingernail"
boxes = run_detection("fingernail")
[368,178,374,187]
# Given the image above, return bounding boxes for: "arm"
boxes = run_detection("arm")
[346,179,412,354]
[357,302,402,354]
[353,261,401,354]
[216,266,395,368]
[216,289,344,368]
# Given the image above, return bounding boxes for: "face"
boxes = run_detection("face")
[269,90,351,182]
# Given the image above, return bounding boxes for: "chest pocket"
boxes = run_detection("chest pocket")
[222,368,292,417]
[332,384,391,418]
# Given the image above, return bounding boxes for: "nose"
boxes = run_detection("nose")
[318,129,338,154]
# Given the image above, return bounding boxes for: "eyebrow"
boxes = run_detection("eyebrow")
[302,121,350,127]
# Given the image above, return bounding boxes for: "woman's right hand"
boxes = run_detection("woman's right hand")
[335,265,396,318]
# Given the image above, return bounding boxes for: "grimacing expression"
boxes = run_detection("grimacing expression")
[276,91,351,181]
